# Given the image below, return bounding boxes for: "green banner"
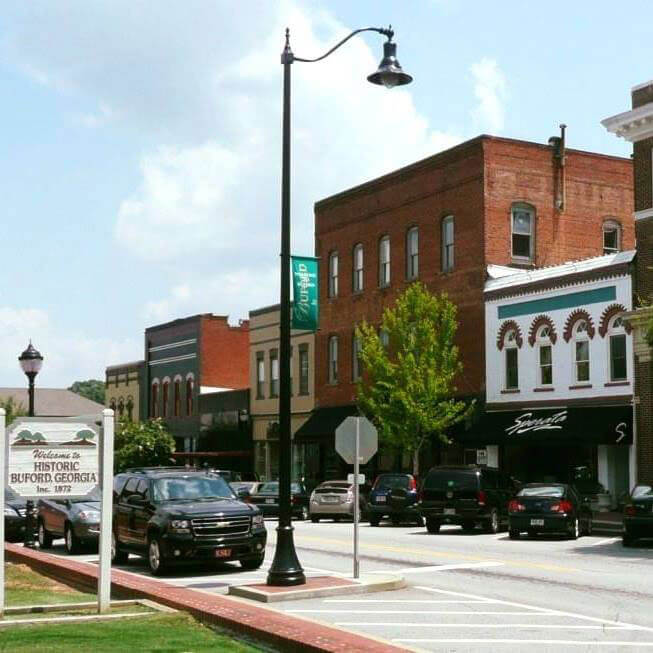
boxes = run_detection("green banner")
[291,256,319,331]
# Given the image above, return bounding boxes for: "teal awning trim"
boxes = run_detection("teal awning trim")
[498,286,616,319]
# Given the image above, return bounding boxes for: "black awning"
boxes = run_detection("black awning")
[456,404,633,446]
[294,405,359,442]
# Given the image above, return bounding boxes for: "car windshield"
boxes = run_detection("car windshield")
[632,485,653,498]
[258,482,302,494]
[424,471,478,491]
[319,482,350,490]
[152,476,234,502]
[519,485,565,498]
[374,475,410,490]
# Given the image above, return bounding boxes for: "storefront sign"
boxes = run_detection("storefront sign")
[6,420,99,498]
[505,410,568,436]
[291,255,319,331]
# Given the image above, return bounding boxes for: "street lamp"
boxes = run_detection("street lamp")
[18,342,44,417]
[267,25,412,587]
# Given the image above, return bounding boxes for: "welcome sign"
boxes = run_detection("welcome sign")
[6,419,100,498]
[291,255,319,331]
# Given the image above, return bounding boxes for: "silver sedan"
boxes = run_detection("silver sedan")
[309,481,366,523]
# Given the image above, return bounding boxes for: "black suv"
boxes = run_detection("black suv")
[111,468,267,575]
[419,466,514,534]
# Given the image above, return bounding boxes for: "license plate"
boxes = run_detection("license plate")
[530,519,544,526]
[323,496,338,503]
[376,496,386,503]
[444,508,455,515]
[265,498,275,504]
[215,548,232,558]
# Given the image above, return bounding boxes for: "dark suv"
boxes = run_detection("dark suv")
[111,468,267,575]
[419,466,514,534]
[368,474,422,526]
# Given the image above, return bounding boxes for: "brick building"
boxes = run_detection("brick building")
[603,80,653,485]
[105,360,146,422]
[296,133,634,480]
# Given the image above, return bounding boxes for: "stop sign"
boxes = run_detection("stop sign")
[335,416,378,465]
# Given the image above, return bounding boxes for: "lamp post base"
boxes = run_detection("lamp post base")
[266,525,306,586]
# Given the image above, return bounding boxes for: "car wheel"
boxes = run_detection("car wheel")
[484,509,499,534]
[240,555,265,570]
[369,516,380,527]
[568,517,580,540]
[111,530,129,564]
[426,518,440,534]
[38,520,53,549]
[415,515,424,527]
[64,524,81,555]
[310,516,320,523]
[509,529,520,540]
[147,536,168,576]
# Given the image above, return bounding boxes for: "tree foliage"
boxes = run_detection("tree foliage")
[0,396,27,426]
[68,379,105,405]
[114,418,176,472]
[356,282,473,475]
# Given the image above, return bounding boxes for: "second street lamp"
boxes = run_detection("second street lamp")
[18,342,44,418]
[267,25,412,587]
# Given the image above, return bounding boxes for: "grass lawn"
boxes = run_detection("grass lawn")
[6,563,94,606]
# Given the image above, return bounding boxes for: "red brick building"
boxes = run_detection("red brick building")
[295,134,634,478]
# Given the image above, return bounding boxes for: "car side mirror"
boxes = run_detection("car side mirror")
[237,488,250,500]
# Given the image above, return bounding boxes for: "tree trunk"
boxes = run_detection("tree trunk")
[412,448,419,477]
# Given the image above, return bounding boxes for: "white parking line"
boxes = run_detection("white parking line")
[339,623,634,630]
[324,599,493,604]
[393,640,653,647]
[586,537,621,547]
[286,610,553,615]
[369,561,504,574]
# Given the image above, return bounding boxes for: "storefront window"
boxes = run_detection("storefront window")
[609,317,627,382]
[505,329,519,389]
[574,320,590,383]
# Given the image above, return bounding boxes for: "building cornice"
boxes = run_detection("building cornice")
[602,103,653,142]
[634,208,653,221]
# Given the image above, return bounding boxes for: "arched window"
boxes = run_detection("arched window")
[328,251,339,297]
[353,243,364,292]
[573,320,590,383]
[441,215,454,272]
[186,375,194,416]
[162,379,170,417]
[511,203,535,262]
[536,325,554,386]
[151,381,159,418]
[328,335,338,384]
[352,333,362,382]
[118,397,125,418]
[379,236,390,287]
[603,220,621,255]
[126,397,134,421]
[406,227,419,280]
[608,315,627,381]
[174,378,181,417]
[110,399,117,413]
[504,330,519,390]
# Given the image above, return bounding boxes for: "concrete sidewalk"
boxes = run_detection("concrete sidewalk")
[5,543,408,653]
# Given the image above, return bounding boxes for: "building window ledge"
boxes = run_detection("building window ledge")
[501,388,520,394]
[569,384,592,390]
[534,387,555,392]
[605,381,630,387]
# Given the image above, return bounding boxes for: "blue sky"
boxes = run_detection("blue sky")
[0,1,648,387]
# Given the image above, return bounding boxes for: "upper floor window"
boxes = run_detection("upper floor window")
[162,380,170,417]
[573,320,590,383]
[442,215,454,272]
[127,398,134,421]
[328,251,339,298]
[504,330,519,390]
[536,325,553,386]
[270,349,279,398]
[603,220,621,255]
[380,328,390,349]
[511,204,535,262]
[328,335,339,384]
[174,379,181,417]
[406,227,418,280]
[379,236,390,287]
[353,244,364,292]
[110,399,117,413]
[256,353,265,399]
[186,376,194,416]
[609,316,627,382]
[151,382,159,418]
[299,344,310,395]
[352,334,362,382]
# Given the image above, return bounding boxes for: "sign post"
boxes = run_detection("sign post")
[98,409,114,613]
[335,416,378,579]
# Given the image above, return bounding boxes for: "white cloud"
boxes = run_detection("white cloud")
[470,58,507,133]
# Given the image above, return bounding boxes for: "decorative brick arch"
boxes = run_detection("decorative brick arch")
[528,315,557,347]
[497,320,523,351]
[598,303,632,337]
[563,309,595,342]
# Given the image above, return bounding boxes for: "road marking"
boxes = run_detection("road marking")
[369,561,504,574]
[339,623,633,630]
[286,610,553,615]
[587,537,621,547]
[324,599,493,604]
[393,640,653,647]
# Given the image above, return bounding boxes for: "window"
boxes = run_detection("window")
[379,236,390,286]
[256,352,265,399]
[504,330,519,389]
[328,335,338,384]
[174,379,181,417]
[328,251,338,297]
[151,382,159,418]
[162,380,170,417]
[185,376,194,416]
[110,399,117,413]
[535,325,554,386]
[380,329,389,349]
[118,398,124,418]
[127,398,134,421]
[609,316,627,381]
[573,320,590,383]
[442,215,454,272]
[352,334,362,382]
[511,204,534,261]
[353,244,364,292]
[270,349,279,398]
[299,344,309,395]
[406,227,418,280]
[603,220,621,255]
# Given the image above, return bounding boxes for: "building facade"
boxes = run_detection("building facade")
[105,360,146,422]
[300,134,634,479]
[248,304,315,483]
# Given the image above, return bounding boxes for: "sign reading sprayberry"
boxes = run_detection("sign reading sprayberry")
[6,418,100,499]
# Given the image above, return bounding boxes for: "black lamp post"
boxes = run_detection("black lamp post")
[18,342,44,417]
[267,26,412,587]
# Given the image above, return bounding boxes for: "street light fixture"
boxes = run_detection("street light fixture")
[18,342,44,417]
[267,25,412,587]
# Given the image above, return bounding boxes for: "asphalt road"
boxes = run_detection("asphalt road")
[44,519,653,651]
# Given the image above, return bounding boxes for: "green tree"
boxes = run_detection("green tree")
[0,396,27,426]
[114,418,176,473]
[68,379,105,405]
[356,282,473,476]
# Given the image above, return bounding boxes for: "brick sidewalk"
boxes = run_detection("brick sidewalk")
[5,543,407,653]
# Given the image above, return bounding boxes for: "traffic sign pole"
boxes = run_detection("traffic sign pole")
[353,418,360,579]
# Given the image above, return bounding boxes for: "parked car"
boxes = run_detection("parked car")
[308,480,367,523]
[368,473,422,526]
[574,479,612,513]
[508,483,592,539]
[4,488,27,542]
[623,485,653,546]
[37,489,102,554]
[419,466,514,534]
[111,468,266,575]
[249,481,309,520]
[230,481,262,501]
